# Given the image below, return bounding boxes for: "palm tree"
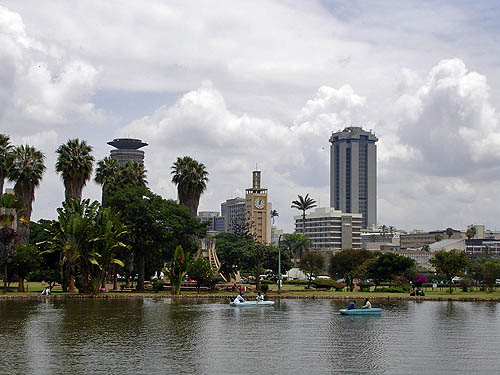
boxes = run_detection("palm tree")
[119,161,147,188]
[0,193,25,291]
[95,157,121,204]
[7,145,46,245]
[0,134,14,197]
[171,156,209,217]
[291,194,317,234]
[271,209,279,225]
[283,232,311,267]
[55,139,94,202]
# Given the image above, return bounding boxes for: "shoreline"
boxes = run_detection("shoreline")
[2,293,500,302]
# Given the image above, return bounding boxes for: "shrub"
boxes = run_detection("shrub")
[358,281,374,292]
[152,280,164,292]
[260,280,273,285]
[285,279,309,286]
[413,274,428,287]
[383,286,410,293]
[260,284,269,293]
[311,279,345,291]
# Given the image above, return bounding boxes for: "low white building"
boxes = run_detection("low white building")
[294,207,362,250]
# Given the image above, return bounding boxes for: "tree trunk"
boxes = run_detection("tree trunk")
[112,264,118,291]
[68,273,76,292]
[3,263,8,292]
[302,211,306,234]
[17,276,25,292]
[137,253,145,291]
[255,263,261,292]
[449,278,453,294]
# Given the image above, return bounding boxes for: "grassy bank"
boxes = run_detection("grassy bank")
[2,281,500,301]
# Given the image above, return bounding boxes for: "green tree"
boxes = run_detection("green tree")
[482,260,500,292]
[55,139,94,202]
[11,244,41,292]
[189,257,215,293]
[240,241,273,292]
[271,209,279,224]
[29,219,60,290]
[466,226,477,240]
[291,194,317,234]
[0,134,14,198]
[299,251,325,288]
[446,227,454,239]
[429,250,469,294]
[94,157,121,205]
[165,245,190,295]
[283,232,311,266]
[0,193,25,291]
[329,249,375,291]
[171,156,209,217]
[90,207,128,293]
[215,232,249,280]
[365,252,415,288]
[117,161,148,188]
[7,145,46,245]
[264,243,293,278]
[107,186,206,291]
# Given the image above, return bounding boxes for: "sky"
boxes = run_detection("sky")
[1,0,500,233]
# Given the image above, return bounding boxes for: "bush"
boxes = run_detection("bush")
[357,281,374,292]
[152,280,164,292]
[260,280,273,285]
[311,279,345,291]
[285,279,309,286]
[260,284,269,293]
[383,286,410,293]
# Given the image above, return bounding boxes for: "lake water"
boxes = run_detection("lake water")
[1,298,499,374]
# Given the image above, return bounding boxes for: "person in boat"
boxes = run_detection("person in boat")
[233,292,245,303]
[256,291,264,302]
[40,286,50,296]
[347,300,356,310]
[361,298,371,309]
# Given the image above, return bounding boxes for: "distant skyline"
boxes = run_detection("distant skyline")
[1,1,500,233]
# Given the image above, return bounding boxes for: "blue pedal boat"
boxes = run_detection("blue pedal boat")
[339,308,382,315]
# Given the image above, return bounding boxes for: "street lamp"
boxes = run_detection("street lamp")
[278,234,283,294]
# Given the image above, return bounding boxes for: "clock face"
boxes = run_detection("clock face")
[254,198,265,209]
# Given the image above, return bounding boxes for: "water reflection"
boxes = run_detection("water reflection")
[1,299,500,374]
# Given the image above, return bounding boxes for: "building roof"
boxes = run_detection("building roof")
[107,138,148,150]
[428,238,464,251]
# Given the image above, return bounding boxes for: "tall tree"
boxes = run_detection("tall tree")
[429,250,469,294]
[95,157,121,205]
[291,194,317,234]
[55,139,94,202]
[171,156,209,217]
[445,227,454,239]
[0,193,25,291]
[271,209,279,225]
[466,226,477,240]
[283,232,311,266]
[11,244,41,292]
[117,161,148,188]
[329,249,375,291]
[7,145,46,245]
[299,251,325,288]
[0,134,14,197]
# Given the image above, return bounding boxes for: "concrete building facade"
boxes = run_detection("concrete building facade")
[294,207,362,250]
[400,229,462,249]
[198,211,225,233]
[329,127,378,229]
[221,197,246,234]
[107,138,148,166]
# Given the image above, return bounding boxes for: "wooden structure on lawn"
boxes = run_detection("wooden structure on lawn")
[199,237,227,281]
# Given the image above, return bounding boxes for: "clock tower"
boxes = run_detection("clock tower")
[245,170,271,243]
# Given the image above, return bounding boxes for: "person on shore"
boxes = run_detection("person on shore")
[256,291,264,302]
[361,298,371,309]
[40,286,50,296]
[232,283,237,292]
[347,300,357,310]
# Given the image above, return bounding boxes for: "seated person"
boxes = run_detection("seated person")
[235,293,245,303]
[256,292,264,302]
[40,287,50,296]
[347,300,357,310]
[361,298,372,309]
